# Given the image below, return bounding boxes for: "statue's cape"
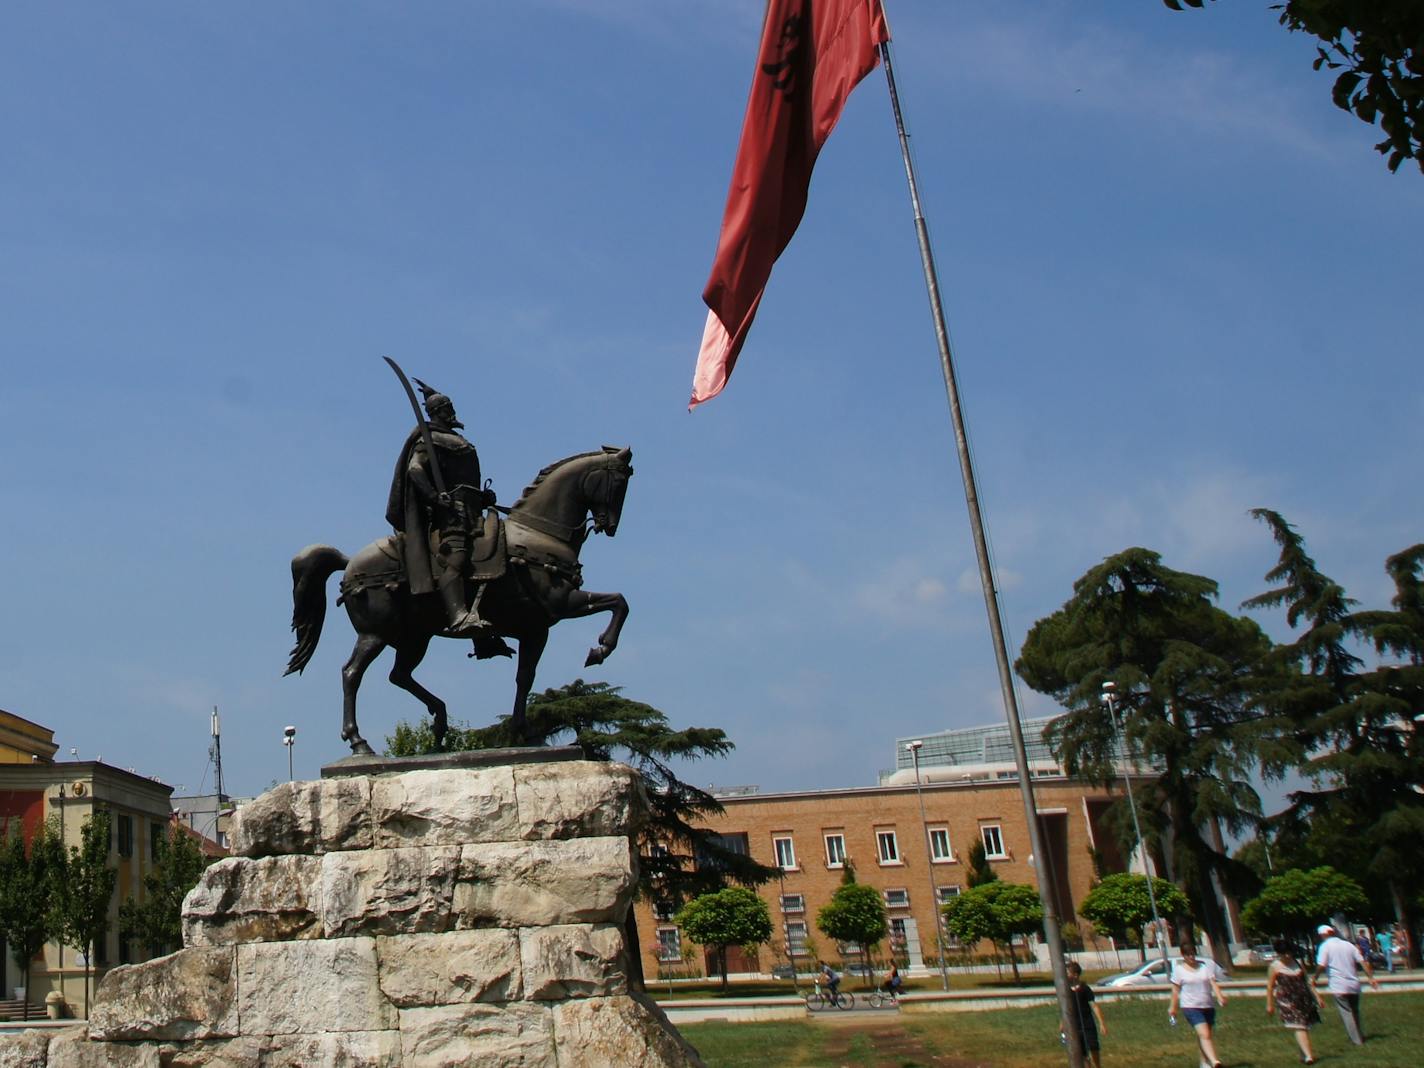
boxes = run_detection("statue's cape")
[386,428,436,594]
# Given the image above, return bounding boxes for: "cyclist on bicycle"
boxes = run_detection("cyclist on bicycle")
[883,964,903,999]
[821,963,842,1002]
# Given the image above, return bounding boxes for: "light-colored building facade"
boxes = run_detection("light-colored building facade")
[633,768,1128,981]
[0,708,175,1016]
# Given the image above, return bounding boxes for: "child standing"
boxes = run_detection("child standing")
[1063,961,1107,1068]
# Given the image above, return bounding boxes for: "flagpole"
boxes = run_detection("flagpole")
[877,37,1084,1068]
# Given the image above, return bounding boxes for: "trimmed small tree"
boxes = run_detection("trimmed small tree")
[0,819,64,1018]
[119,823,215,958]
[674,886,772,992]
[816,881,888,984]
[943,881,1044,985]
[1241,866,1370,945]
[53,810,116,1013]
[1079,873,1191,963]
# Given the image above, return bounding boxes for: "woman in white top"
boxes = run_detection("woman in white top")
[1168,942,1227,1068]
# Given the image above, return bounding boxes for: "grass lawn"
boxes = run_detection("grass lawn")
[680,990,1424,1067]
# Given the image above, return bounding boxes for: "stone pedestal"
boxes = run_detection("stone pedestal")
[4,756,705,1067]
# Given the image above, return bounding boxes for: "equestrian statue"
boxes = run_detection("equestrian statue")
[284,358,633,754]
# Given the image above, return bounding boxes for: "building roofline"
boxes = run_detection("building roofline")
[49,760,174,794]
[713,774,1088,805]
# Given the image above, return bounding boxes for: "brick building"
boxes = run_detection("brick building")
[632,755,1129,981]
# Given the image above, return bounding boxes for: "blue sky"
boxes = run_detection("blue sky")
[2,2,1419,803]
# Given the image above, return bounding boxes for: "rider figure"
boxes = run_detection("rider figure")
[385,379,496,636]
[821,963,842,1002]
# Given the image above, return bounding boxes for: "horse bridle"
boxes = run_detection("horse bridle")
[502,455,631,542]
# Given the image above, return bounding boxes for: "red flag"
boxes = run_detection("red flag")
[690,0,889,409]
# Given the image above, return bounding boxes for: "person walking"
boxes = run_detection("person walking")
[1266,939,1324,1065]
[1314,923,1380,1045]
[1168,942,1227,1068]
[1375,928,1395,974]
[1063,961,1107,1068]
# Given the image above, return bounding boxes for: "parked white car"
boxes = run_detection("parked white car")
[1099,957,1177,987]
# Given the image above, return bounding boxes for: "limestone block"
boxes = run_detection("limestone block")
[237,938,397,1035]
[519,924,627,1001]
[551,994,706,1068]
[398,1003,555,1068]
[48,1028,159,1068]
[230,777,372,857]
[148,1038,266,1068]
[321,847,461,938]
[89,947,237,1041]
[454,837,634,928]
[252,1030,403,1068]
[376,929,521,1006]
[0,1030,54,1068]
[512,762,645,840]
[370,767,519,848]
[182,855,322,946]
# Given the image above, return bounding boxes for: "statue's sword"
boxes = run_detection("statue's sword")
[383,355,448,498]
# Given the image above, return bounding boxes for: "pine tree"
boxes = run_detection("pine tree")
[1016,548,1272,966]
[965,840,998,888]
[1246,513,1424,963]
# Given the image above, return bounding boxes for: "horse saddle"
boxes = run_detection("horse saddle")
[418,510,507,585]
[351,512,506,598]
[464,510,506,580]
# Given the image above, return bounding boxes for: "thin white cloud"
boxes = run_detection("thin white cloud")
[852,555,956,627]
[912,9,1329,157]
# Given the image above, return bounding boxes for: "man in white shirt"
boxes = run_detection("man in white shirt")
[1313,923,1380,1045]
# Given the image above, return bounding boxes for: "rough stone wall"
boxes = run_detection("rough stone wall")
[2,760,705,1067]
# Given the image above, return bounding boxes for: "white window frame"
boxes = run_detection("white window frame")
[876,829,902,865]
[824,833,846,869]
[655,926,681,962]
[785,920,809,958]
[772,834,797,871]
[889,917,909,948]
[779,893,805,914]
[883,887,910,909]
[928,826,954,863]
[980,824,1007,859]
[936,885,961,906]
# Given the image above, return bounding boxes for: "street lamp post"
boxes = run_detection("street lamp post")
[906,741,951,991]
[1101,682,1170,971]
[283,726,296,782]
[55,784,66,1013]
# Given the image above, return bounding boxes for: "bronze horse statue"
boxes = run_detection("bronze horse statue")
[284,446,632,754]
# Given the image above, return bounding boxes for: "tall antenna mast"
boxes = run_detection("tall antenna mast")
[211,707,225,803]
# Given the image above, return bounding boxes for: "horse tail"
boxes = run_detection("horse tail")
[283,544,349,676]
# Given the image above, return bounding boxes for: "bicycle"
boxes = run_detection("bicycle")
[804,978,856,1011]
[865,986,901,1009]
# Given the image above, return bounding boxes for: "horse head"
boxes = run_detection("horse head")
[586,445,633,536]
[508,446,633,545]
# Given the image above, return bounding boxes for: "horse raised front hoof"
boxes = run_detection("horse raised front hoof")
[584,644,609,667]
